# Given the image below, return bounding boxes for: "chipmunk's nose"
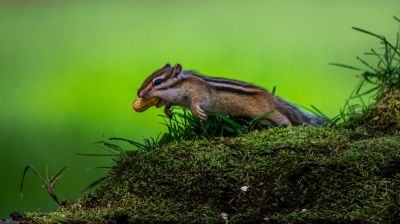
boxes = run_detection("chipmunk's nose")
[138,89,147,98]
[138,90,150,99]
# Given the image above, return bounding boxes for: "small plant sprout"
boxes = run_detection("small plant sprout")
[20,165,68,207]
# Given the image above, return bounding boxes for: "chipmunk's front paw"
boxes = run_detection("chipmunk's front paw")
[164,105,173,119]
[192,105,208,120]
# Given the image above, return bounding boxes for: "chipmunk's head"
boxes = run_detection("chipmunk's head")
[137,63,184,103]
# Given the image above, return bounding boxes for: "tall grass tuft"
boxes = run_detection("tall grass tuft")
[330,16,400,126]
[158,107,273,141]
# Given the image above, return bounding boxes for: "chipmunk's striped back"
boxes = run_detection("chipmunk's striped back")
[137,63,325,126]
[188,72,264,95]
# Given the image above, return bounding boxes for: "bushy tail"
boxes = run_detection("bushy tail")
[303,113,327,126]
[275,97,327,126]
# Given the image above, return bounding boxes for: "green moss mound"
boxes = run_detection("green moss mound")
[23,127,400,224]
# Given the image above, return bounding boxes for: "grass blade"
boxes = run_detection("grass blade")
[349,86,379,99]
[49,166,67,186]
[96,141,123,152]
[80,177,107,193]
[109,137,146,148]
[329,63,362,71]
[352,27,384,40]
[309,105,328,118]
[76,153,117,157]
[20,165,45,197]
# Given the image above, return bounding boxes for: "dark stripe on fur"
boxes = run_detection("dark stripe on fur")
[157,78,185,91]
[214,86,259,95]
[190,73,263,90]
[138,67,173,95]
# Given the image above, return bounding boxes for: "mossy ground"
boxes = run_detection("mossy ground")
[20,126,400,224]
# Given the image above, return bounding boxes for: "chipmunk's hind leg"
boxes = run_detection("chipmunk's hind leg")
[247,109,291,127]
[263,111,292,126]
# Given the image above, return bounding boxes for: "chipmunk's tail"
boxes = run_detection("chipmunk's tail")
[303,113,327,126]
[275,97,327,126]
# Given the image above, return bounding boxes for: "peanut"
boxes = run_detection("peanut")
[132,97,160,112]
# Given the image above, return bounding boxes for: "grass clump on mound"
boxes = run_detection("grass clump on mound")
[333,17,400,133]
[343,90,400,133]
[23,127,400,223]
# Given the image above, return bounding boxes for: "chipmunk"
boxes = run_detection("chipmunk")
[136,63,324,126]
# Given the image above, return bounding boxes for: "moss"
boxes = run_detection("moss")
[343,91,400,134]
[20,127,400,224]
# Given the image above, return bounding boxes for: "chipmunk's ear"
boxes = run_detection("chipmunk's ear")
[163,63,171,68]
[173,64,182,78]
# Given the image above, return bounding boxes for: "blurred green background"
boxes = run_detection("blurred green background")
[0,0,399,218]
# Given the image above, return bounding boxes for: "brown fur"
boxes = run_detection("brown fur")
[137,64,315,126]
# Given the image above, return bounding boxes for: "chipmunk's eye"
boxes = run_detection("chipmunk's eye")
[153,79,163,86]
